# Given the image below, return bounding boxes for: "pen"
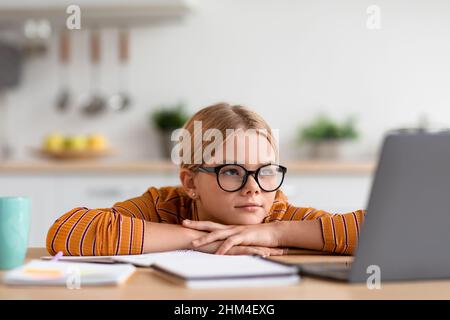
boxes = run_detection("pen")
[52,251,63,261]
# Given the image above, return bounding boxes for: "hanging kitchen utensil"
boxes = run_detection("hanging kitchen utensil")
[55,30,71,113]
[0,40,22,160]
[81,29,106,116]
[108,29,131,112]
[0,92,12,160]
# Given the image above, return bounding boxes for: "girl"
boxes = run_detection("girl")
[46,103,366,257]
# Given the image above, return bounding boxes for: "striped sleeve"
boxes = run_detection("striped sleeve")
[284,205,367,255]
[46,189,160,256]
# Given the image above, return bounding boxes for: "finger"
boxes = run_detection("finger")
[245,247,267,256]
[229,246,280,257]
[268,248,286,256]
[228,246,266,256]
[191,227,240,247]
[254,247,273,257]
[215,235,243,255]
[259,249,272,257]
[182,219,229,232]
[259,247,272,258]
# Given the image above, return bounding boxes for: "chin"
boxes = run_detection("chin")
[231,213,265,225]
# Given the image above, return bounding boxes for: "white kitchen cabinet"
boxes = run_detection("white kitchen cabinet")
[282,174,372,213]
[0,170,373,248]
[0,173,180,248]
[0,175,59,248]
[55,174,180,213]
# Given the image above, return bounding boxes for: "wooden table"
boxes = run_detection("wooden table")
[1,248,450,300]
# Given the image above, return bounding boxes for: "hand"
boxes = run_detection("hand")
[193,239,286,257]
[182,219,284,255]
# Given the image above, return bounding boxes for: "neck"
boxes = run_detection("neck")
[194,200,223,224]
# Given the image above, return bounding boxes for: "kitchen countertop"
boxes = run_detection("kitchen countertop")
[0,160,375,174]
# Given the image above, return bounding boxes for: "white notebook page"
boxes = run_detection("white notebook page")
[41,250,226,267]
[152,254,298,278]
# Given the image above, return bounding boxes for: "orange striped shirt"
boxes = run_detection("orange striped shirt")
[46,186,366,256]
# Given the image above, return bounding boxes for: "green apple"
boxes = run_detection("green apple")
[64,135,88,152]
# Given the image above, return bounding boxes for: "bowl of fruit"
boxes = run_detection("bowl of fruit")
[33,133,115,160]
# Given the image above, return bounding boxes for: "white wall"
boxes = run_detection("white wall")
[4,0,450,162]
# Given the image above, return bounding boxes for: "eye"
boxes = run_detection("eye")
[259,166,281,177]
[259,166,277,176]
[222,168,240,176]
[220,165,245,177]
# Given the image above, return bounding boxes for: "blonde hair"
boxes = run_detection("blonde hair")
[180,103,278,171]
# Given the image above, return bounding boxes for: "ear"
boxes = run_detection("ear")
[179,168,197,199]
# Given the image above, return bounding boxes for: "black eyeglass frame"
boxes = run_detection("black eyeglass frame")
[197,163,287,192]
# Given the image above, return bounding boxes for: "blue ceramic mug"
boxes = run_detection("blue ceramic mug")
[0,197,30,270]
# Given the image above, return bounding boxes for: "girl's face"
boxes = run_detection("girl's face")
[185,131,280,225]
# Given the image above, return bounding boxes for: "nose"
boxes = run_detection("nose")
[240,173,261,196]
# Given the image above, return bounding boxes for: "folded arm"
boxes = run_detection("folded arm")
[277,206,367,255]
[46,189,207,256]
[183,207,366,255]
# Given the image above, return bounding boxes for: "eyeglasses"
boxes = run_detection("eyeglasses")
[197,163,287,192]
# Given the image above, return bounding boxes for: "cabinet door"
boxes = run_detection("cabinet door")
[282,174,373,213]
[55,174,180,214]
[0,175,58,248]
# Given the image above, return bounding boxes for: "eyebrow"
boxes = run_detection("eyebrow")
[223,161,275,167]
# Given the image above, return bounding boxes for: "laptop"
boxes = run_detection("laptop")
[298,130,450,282]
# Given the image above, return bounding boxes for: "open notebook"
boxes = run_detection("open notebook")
[40,250,300,288]
[3,260,136,286]
[41,250,217,267]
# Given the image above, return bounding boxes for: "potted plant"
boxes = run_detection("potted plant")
[150,102,190,158]
[298,114,359,159]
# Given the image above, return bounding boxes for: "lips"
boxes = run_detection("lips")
[235,203,263,209]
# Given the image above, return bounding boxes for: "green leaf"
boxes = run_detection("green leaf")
[150,102,190,131]
[299,114,359,142]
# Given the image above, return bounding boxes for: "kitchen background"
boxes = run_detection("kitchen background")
[1,0,450,247]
